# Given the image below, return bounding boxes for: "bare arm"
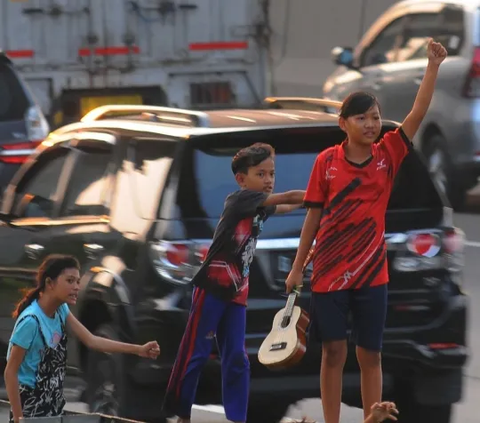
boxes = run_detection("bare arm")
[275,204,303,214]
[67,313,160,357]
[262,190,306,207]
[285,208,322,292]
[401,39,447,141]
[4,346,26,423]
[292,208,322,272]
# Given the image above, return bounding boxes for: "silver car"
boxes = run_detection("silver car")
[323,0,480,210]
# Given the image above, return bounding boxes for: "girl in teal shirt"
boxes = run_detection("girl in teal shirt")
[4,254,160,423]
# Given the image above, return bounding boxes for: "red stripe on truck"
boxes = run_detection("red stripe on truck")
[78,46,140,57]
[189,41,248,51]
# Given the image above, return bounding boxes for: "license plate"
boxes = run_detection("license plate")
[80,95,143,117]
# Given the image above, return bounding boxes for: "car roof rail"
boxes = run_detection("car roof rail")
[263,97,342,114]
[81,104,210,127]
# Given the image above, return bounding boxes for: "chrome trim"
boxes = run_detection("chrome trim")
[0,148,35,156]
[256,234,408,251]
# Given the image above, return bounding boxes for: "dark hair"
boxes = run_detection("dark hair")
[231,142,275,175]
[339,91,381,119]
[12,254,80,319]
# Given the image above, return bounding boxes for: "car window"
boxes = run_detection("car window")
[0,63,30,121]
[60,149,113,217]
[396,8,464,62]
[177,127,443,220]
[396,13,440,62]
[11,148,70,218]
[110,138,176,227]
[361,17,405,67]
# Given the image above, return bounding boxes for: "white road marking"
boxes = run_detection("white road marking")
[466,240,480,248]
[192,404,224,414]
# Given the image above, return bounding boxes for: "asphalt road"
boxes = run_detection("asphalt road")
[1,210,479,423]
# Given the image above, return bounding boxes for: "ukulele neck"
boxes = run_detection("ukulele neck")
[281,287,301,327]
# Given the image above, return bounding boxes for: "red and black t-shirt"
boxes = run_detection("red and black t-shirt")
[192,189,276,306]
[304,128,411,293]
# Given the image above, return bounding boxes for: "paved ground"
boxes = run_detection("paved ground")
[1,205,480,422]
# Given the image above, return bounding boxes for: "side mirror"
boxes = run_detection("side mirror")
[332,46,355,68]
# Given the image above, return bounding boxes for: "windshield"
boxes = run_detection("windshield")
[175,126,443,219]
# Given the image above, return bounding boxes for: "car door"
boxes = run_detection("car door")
[34,132,123,369]
[0,138,76,361]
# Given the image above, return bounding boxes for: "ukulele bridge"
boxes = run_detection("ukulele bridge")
[270,342,287,351]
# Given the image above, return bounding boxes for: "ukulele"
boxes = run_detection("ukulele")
[257,248,314,370]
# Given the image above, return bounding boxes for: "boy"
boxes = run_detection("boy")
[285,39,447,423]
[164,142,305,423]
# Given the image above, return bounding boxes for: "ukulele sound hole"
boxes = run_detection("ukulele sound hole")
[270,342,287,351]
[281,316,291,328]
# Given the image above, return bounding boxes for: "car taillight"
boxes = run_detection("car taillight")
[463,46,480,97]
[25,106,49,142]
[393,229,464,276]
[443,228,465,274]
[149,240,211,285]
[0,140,43,164]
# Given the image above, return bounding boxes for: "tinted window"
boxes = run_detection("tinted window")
[361,18,405,67]
[111,139,176,227]
[11,148,69,217]
[0,63,30,121]
[61,149,112,217]
[177,127,443,219]
[397,9,464,62]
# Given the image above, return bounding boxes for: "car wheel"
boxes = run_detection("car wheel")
[424,134,467,210]
[247,398,291,423]
[85,324,126,417]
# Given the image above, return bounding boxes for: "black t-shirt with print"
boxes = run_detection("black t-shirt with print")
[192,189,276,305]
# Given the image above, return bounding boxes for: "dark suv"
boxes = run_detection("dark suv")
[0,101,468,423]
[0,52,50,189]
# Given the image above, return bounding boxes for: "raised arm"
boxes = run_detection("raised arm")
[401,39,447,141]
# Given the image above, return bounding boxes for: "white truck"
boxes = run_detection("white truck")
[1,0,271,127]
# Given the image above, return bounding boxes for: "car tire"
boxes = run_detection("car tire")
[247,398,291,423]
[85,323,127,418]
[424,134,468,211]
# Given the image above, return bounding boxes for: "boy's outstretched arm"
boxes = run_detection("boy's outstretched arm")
[401,38,447,141]
[275,204,303,214]
[261,190,306,207]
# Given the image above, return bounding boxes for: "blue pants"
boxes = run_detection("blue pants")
[164,288,249,422]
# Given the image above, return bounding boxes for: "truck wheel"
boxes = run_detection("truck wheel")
[247,398,291,423]
[85,324,127,417]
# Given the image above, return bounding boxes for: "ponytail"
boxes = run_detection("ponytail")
[11,254,80,319]
[12,287,42,319]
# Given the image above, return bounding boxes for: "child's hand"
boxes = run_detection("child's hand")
[138,341,160,359]
[285,268,303,293]
[427,38,447,66]
[370,401,399,422]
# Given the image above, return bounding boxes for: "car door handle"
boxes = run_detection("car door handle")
[84,243,104,260]
[25,244,45,260]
